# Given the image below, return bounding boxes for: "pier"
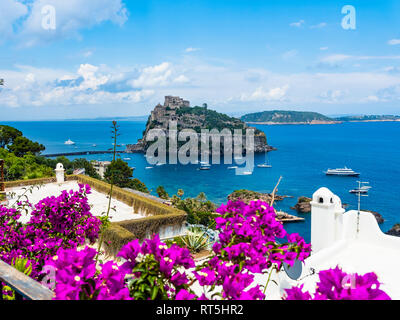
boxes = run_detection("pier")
[42,151,125,158]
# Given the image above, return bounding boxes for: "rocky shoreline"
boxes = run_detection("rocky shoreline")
[246,120,341,125]
[125,96,274,154]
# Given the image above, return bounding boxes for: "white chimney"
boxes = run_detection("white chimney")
[310,187,340,253]
[55,163,65,183]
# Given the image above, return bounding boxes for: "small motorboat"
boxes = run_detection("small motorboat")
[258,152,272,168]
[92,144,97,147]
[199,164,211,170]
[242,171,253,175]
[65,139,75,145]
[123,157,131,161]
[228,166,238,170]
[145,166,154,169]
[257,164,272,168]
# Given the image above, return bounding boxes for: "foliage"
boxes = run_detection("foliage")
[37,156,101,179]
[0,125,22,149]
[156,185,169,199]
[0,148,53,181]
[284,266,391,300]
[129,178,149,193]
[171,192,216,228]
[104,158,133,187]
[103,158,149,193]
[180,227,210,253]
[7,136,45,157]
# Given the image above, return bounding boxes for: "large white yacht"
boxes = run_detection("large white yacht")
[325,167,360,177]
[64,139,75,145]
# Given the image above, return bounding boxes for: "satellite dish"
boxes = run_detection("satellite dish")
[283,259,303,280]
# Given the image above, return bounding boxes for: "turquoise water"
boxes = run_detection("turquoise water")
[4,120,400,241]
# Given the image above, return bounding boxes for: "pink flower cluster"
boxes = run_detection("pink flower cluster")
[48,234,195,300]
[190,200,311,300]
[46,246,131,300]
[0,184,101,279]
[284,266,391,300]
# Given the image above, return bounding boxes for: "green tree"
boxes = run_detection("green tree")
[156,186,169,199]
[177,189,184,199]
[129,178,149,193]
[8,136,45,157]
[104,158,133,187]
[72,158,101,179]
[0,125,22,149]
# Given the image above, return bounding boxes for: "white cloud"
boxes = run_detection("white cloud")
[241,85,289,102]
[388,39,400,45]
[310,22,327,29]
[11,0,128,46]
[3,57,400,114]
[282,50,298,60]
[321,54,400,64]
[173,75,190,83]
[320,47,329,51]
[185,47,200,53]
[290,20,305,28]
[0,0,28,41]
[130,62,173,87]
[320,54,353,63]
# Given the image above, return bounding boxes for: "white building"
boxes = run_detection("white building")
[255,187,400,299]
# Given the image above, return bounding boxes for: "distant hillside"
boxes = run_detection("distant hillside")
[335,115,400,122]
[241,110,336,124]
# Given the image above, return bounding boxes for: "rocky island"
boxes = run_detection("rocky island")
[227,190,303,223]
[241,110,340,125]
[126,96,274,154]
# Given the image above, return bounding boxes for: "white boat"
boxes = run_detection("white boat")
[258,152,272,168]
[199,164,211,170]
[228,166,238,170]
[257,164,272,168]
[145,166,153,169]
[156,162,165,166]
[64,139,75,145]
[92,144,97,147]
[349,186,371,194]
[242,171,253,175]
[325,167,360,177]
[123,157,131,161]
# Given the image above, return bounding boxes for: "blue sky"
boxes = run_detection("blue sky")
[1,0,400,120]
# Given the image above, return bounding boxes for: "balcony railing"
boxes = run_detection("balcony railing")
[0,260,54,300]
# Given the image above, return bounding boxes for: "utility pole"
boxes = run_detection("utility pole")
[356,181,369,213]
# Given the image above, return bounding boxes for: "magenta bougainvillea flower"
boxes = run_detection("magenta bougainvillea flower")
[284,266,391,300]
[0,184,100,279]
[0,190,391,301]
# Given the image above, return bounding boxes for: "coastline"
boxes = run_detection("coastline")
[246,119,400,125]
[246,120,341,125]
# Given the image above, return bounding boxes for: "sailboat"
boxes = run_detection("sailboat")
[257,152,272,168]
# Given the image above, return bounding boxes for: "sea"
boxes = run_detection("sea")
[3,120,400,242]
